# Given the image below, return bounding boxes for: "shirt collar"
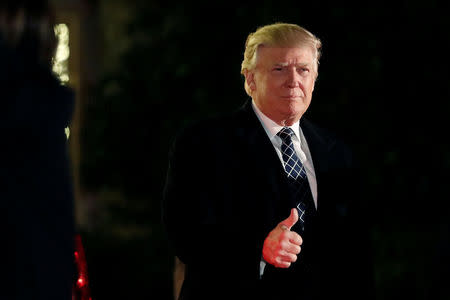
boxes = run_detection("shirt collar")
[251,100,301,141]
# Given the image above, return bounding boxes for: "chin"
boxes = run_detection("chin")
[279,108,304,124]
[287,101,307,115]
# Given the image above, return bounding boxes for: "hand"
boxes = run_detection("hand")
[262,208,303,268]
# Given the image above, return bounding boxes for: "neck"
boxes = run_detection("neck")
[278,118,299,127]
[251,99,302,127]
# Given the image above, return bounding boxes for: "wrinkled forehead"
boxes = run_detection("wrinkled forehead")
[258,42,317,57]
[256,45,316,64]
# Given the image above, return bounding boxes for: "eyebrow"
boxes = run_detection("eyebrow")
[273,62,311,67]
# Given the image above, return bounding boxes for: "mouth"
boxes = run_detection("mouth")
[281,96,302,100]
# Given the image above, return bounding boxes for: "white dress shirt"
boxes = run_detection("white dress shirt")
[251,101,318,207]
[251,100,318,278]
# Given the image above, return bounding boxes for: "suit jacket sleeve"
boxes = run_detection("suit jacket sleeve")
[162,122,264,296]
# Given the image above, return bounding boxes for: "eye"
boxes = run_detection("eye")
[273,67,283,71]
[297,67,309,73]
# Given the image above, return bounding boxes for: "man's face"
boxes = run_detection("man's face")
[247,46,317,126]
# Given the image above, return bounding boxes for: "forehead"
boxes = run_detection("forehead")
[257,46,315,66]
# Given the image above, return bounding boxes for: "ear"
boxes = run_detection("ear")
[244,70,256,92]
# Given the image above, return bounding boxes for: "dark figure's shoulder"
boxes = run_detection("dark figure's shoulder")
[23,70,75,127]
[2,69,75,131]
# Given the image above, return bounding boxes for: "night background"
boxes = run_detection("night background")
[52,0,450,299]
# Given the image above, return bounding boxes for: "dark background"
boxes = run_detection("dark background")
[74,1,450,299]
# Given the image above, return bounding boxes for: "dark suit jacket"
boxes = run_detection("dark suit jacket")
[163,100,373,300]
[0,39,75,300]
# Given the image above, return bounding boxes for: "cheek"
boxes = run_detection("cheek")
[302,81,315,96]
[308,80,316,92]
[265,80,283,95]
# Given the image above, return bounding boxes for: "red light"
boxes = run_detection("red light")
[77,277,85,288]
[73,234,92,299]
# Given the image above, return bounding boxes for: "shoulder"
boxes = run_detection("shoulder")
[301,118,355,167]
[171,101,252,148]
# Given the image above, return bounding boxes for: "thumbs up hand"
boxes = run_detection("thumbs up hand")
[262,208,303,268]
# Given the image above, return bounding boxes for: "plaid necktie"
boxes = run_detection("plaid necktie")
[277,127,314,232]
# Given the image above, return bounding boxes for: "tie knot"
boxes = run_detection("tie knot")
[277,127,295,141]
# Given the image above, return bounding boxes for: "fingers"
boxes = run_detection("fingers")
[274,258,291,268]
[288,231,303,246]
[280,236,301,253]
[274,251,298,268]
[262,208,304,269]
[280,230,302,245]
[272,241,302,268]
[280,208,299,230]
[263,248,292,268]
[278,250,298,263]
[284,242,301,255]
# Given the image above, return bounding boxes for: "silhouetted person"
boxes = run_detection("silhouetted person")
[0,1,75,299]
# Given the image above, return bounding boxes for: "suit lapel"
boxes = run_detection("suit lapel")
[300,118,336,212]
[233,101,289,224]
[231,101,339,221]
[234,100,282,171]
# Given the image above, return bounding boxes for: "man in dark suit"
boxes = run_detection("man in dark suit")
[163,23,372,300]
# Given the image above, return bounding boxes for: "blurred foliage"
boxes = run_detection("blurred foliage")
[78,0,450,299]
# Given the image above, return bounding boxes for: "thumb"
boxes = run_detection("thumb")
[280,208,299,230]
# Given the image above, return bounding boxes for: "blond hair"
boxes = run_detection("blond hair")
[241,23,322,96]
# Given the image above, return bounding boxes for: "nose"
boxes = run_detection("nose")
[286,67,301,88]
